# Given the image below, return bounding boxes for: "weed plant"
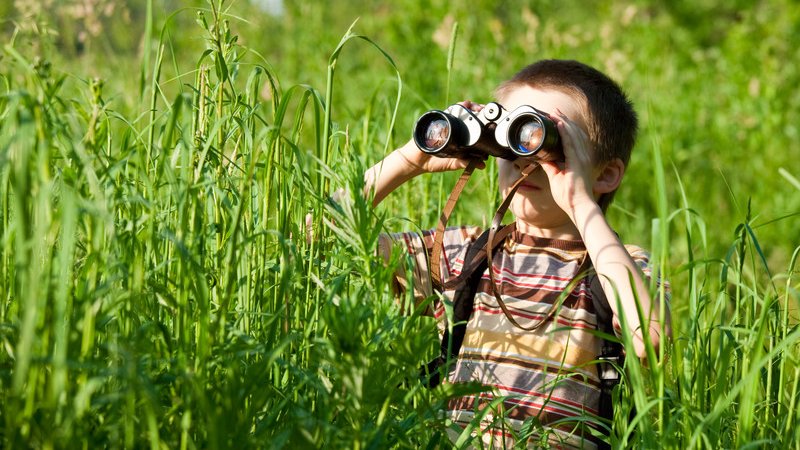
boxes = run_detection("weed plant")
[0,1,798,449]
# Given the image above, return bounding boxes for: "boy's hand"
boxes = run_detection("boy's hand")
[396,139,485,175]
[538,110,597,217]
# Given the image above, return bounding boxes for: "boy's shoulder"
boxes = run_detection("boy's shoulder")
[389,225,483,255]
[441,225,484,244]
[410,225,484,247]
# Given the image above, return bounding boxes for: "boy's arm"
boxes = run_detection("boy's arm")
[364,140,421,207]
[572,202,670,359]
[364,139,483,207]
[541,111,671,359]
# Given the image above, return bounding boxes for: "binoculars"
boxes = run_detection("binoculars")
[413,102,562,161]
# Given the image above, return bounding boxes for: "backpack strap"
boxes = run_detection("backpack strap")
[588,272,625,444]
[589,274,624,366]
[420,224,513,388]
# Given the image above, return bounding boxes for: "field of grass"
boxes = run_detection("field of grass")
[1,0,799,448]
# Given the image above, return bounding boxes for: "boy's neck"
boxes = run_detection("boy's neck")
[514,217,583,241]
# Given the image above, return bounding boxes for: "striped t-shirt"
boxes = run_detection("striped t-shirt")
[392,225,666,449]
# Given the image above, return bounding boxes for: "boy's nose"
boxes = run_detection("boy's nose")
[513,157,535,172]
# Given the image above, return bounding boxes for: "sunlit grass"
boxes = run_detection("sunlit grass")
[1,0,799,448]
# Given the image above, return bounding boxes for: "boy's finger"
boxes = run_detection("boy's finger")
[557,115,590,150]
[457,100,484,112]
[538,161,560,178]
[454,158,486,170]
[556,119,586,161]
[556,120,574,153]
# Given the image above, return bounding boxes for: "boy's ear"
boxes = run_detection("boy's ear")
[593,158,625,194]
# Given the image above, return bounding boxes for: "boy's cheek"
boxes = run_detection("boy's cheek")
[495,160,513,182]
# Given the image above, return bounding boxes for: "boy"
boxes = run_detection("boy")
[364,59,670,448]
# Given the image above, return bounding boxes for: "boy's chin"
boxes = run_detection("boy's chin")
[510,200,570,224]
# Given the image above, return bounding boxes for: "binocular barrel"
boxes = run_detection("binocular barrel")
[413,102,561,160]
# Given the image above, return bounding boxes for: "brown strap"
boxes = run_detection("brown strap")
[441,222,516,291]
[485,163,591,331]
[430,159,479,291]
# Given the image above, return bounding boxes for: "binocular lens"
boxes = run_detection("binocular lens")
[423,119,450,150]
[513,119,545,155]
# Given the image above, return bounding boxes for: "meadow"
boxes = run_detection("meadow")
[0,0,799,448]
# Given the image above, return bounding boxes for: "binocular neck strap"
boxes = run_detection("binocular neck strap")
[430,160,535,292]
[430,159,480,291]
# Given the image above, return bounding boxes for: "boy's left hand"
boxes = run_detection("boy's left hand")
[538,110,597,217]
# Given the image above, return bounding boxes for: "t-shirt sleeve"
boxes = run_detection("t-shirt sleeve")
[386,226,482,309]
[605,245,672,337]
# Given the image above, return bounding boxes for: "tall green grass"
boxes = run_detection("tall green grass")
[0,2,446,448]
[1,1,799,448]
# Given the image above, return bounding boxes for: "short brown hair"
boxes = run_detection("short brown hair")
[495,60,638,210]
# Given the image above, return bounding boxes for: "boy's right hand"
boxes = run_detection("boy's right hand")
[395,139,485,175]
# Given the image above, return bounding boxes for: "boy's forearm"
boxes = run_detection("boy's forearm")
[364,141,423,207]
[570,201,671,358]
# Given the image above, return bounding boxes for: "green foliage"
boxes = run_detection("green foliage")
[0,0,799,448]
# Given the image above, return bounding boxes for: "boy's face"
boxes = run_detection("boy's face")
[496,85,597,235]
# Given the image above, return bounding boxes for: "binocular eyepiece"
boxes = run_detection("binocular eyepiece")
[413,102,562,161]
